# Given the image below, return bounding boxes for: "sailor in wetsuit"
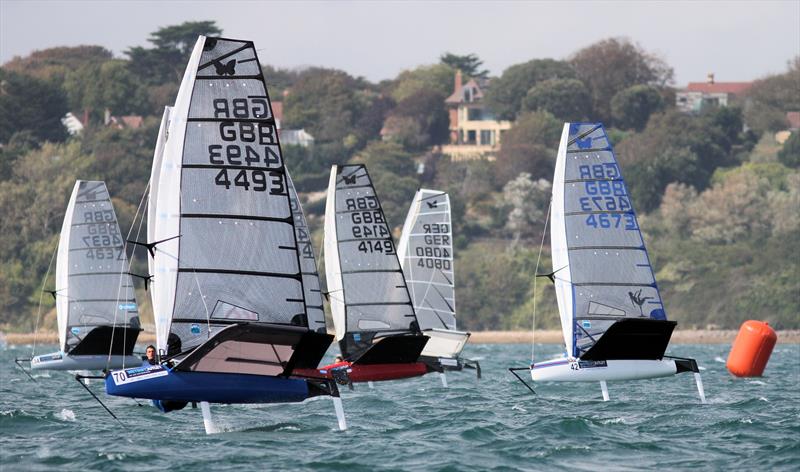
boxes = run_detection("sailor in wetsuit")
[143,344,189,413]
[143,345,157,366]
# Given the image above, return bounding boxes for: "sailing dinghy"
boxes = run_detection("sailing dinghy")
[316,164,431,382]
[396,189,480,384]
[31,180,141,371]
[510,123,706,402]
[104,36,346,431]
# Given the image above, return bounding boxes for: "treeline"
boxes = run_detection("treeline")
[1,21,798,332]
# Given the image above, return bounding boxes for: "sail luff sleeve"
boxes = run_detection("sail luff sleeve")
[152,37,205,354]
[324,166,346,341]
[551,124,575,356]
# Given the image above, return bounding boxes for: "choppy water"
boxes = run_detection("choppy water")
[1,343,798,471]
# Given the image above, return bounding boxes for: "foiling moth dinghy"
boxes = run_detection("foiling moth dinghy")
[396,189,479,386]
[313,164,433,384]
[24,180,142,374]
[509,123,706,403]
[105,36,346,433]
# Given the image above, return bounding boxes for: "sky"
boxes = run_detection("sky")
[1,0,798,86]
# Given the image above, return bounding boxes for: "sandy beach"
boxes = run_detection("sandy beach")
[3,329,798,346]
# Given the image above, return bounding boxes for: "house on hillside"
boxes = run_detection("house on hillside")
[440,70,512,161]
[676,74,752,113]
[271,100,314,147]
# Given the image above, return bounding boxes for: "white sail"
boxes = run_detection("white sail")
[397,189,456,331]
[151,36,309,356]
[552,123,666,359]
[55,181,140,352]
[147,106,172,278]
[323,164,419,358]
[324,168,345,342]
[287,171,326,333]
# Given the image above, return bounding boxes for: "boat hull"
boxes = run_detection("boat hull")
[31,352,141,371]
[531,358,678,382]
[420,329,470,359]
[105,365,316,404]
[300,361,429,383]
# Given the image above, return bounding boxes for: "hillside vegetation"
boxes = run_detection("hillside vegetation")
[1,22,798,332]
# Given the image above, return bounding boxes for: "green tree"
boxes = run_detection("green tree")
[495,111,561,185]
[390,63,455,102]
[126,21,222,85]
[63,60,150,117]
[2,46,112,83]
[383,88,449,150]
[283,68,364,144]
[484,59,576,119]
[522,78,592,122]
[743,57,800,133]
[440,52,488,79]
[778,132,800,168]
[0,68,68,143]
[570,37,673,123]
[610,84,664,130]
[616,109,742,212]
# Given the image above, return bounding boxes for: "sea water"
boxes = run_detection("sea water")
[1,343,798,471]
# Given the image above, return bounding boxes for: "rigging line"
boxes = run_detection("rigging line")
[192,270,213,338]
[108,180,150,370]
[32,242,58,358]
[531,199,552,363]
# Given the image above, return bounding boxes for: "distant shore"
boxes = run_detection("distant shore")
[3,329,798,345]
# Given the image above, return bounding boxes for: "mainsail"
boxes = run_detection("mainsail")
[397,189,456,331]
[55,181,140,353]
[551,123,665,358]
[150,36,309,356]
[287,171,326,333]
[324,164,420,358]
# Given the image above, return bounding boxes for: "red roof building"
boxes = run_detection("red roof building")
[676,74,753,113]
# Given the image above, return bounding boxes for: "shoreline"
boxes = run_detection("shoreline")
[3,329,799,346]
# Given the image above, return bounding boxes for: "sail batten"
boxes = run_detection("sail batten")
[552,123,665,359]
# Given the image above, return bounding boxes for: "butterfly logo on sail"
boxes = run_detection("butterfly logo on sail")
[426,200,438,209]
[342,173,357,185]
[575,135,594,149]
[214,59,237,76]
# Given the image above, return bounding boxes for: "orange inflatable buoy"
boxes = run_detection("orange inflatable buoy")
[726,320,777,377]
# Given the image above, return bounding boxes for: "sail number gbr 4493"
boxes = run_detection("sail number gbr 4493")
[206,97,284,194]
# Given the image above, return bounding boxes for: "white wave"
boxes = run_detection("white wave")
[748,380,766,386]
[714,356,726,363]
[56,409,76,421]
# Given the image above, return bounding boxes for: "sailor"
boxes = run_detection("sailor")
[334,355,344,364]
[143,345,157,366]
